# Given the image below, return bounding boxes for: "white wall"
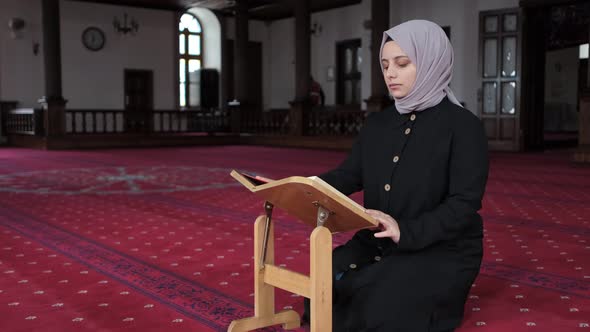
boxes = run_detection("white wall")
[389,0,519,113]
[189,8,222,72]
[0,0,522,114]
[60,1,175,110]
[219,4,371,110]
[0,0,45,108]
[311,2,371,108]
[260,0,519,112]
[265,3,370,109]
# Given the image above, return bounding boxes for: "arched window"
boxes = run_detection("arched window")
[178,13,203,108]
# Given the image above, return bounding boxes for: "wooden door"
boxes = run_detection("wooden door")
[124,69,153,132]
[336,39,362,106]
[479,9,521,151]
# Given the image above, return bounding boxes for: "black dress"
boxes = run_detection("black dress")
[313,98,489,331]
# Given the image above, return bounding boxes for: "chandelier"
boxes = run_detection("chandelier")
[113,13,138,35]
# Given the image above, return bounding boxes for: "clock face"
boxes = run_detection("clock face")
[82,27,105,51]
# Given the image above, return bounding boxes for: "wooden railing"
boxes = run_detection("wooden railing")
[307,109,366,136]
[3,108,44,135]
[232,107,366,136]
[3,107,367,138]
[152,109,230,133]
[66,110,125,134]
[65,109,231,134]
[240,109,290,135]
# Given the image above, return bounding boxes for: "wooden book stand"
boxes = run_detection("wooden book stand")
[228,170,377,332]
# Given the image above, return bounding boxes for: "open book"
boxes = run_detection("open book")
[231,170,377,233]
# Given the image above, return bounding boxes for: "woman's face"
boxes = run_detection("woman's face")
[381,40,417,99]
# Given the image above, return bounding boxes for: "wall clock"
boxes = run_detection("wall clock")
[82,27,105,51]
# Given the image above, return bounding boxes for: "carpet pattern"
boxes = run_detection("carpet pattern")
[0,146,588,331]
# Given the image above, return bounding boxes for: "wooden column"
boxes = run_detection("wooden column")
[41,0,66,137]
[218,13,229,109]
[294,0,311,102]
[573,23,590,163]
[289,0,311,136]
[233,0,249,105]
[520,6,546,151]
[365,0,391,113]
[0,101,19,143]
[229,0,249,133]
[574,93,590,163]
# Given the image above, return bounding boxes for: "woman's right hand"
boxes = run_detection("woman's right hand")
[366,209,401,244]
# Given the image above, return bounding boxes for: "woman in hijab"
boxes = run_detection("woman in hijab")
[304,19,489,331]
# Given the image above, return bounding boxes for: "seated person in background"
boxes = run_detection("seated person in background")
[310,76,325,107]
[303,19,489,331]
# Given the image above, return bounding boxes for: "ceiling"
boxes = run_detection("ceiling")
[69,0,361,21]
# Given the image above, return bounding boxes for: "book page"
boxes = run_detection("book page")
[239,171,273,186]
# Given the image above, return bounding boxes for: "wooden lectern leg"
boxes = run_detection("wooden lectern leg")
[254,215,274,318]
[310,226,332,332]
[227,215,300,332]
[227,310,300,331]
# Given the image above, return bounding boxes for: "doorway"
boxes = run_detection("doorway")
[478,9,521,151]
[336,39,362,106]
[543,45,585,148]
[124,69,153,132]
[520,0,589,150]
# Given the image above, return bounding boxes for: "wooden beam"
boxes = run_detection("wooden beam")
[264,265,311,298]
[519,0,581,8]
[66,0,185,11]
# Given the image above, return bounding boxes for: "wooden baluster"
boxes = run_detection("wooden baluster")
[72,112,76,133]
[93,112,97,133]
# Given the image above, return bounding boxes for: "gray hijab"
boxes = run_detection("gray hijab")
[380,20,462,114]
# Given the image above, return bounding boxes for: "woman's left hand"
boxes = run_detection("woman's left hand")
[365,209,401,244]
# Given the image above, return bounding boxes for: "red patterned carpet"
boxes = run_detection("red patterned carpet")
[0,146,588,331]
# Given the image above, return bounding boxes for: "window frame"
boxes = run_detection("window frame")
[176,12,204,109]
